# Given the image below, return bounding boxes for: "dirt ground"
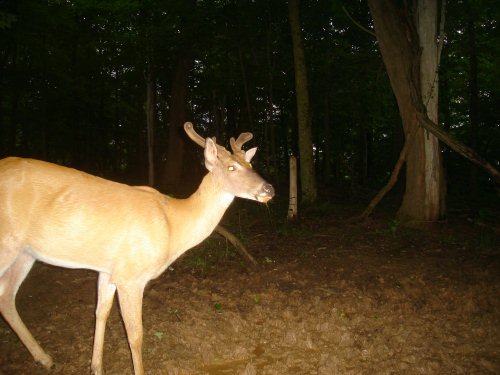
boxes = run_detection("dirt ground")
[0,204,499,375]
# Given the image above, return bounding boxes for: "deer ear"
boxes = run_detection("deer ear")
[204,137,218,171]
[245,147,257,162]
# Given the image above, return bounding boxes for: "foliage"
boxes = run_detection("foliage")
[0,0,498,205]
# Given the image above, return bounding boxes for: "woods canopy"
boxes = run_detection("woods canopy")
[0,0,498,219]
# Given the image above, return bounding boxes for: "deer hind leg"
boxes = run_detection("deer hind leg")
[0,252,53,369]
[90,272,117,375]
[117,283,145,375]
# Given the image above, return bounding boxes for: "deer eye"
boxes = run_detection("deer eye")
[227,165,236,172]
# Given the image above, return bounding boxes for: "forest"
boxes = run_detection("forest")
[1,0,499,220]
[0,1,499,375]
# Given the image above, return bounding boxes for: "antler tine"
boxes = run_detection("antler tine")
[184,122,230,156]
[184,122,206,148]
[230,132,253,153]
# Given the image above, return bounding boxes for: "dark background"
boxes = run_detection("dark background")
[1,0,498,212]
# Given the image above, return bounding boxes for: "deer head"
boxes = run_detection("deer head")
[184,122,274,203]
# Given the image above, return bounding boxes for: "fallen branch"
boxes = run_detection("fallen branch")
[214,225,258,267]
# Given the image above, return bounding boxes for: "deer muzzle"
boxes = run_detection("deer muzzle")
[256,183,275,203]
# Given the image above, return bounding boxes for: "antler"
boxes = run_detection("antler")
[184,122,206,147]
[229,132,254,165]
[184,122,255,164]
[230,132,253,153]
[184,122,231,157]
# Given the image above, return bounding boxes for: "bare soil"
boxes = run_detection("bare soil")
[1,207,499,375]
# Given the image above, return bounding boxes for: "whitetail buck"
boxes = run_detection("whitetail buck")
[0,122,274,375]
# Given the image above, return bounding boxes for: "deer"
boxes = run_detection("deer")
[0,122,274,375]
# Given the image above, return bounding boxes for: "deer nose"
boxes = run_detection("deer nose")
[255,183,274,203]
[262,183,275,197]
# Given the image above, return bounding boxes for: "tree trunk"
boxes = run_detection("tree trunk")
[265,24,279,183]
[368,0,445,223]
[162,55,192,195]
[288,0,317,203]
[1,41,18,157]
[238,48,255,132]
[466,0,479,196]
[145,66,156,187]
[288,156,298,220]
[360,0,499,222]
[322,94,332,183]
[401,0,445,220]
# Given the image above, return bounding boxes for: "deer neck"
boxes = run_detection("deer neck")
[165,172,234,262]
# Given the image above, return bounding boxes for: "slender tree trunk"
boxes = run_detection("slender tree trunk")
[288,0,317,203]
[265,23,279,182]
[466,0,479,196]
[162,55,192,195]
[322,94,332,183]
[288,156,298,220]
[145,66,156,187]
[238,48,255,132]
[359,123,369,186]
[1,43,18,156]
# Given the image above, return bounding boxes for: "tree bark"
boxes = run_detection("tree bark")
[414,0,445,219]
[288,0,317,203]
[288,156,298,221]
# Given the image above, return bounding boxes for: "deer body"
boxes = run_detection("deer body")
[0,123,274,375]
[1,158,229,279]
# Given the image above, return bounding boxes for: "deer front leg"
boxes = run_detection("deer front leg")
[91,273,116,375]
[0,253,53,369]
[117,283,145,375]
